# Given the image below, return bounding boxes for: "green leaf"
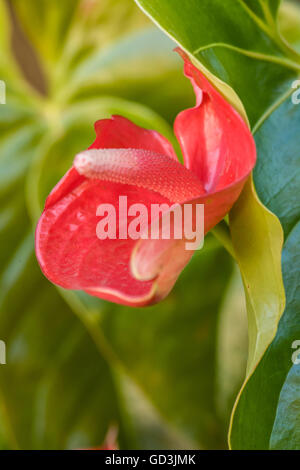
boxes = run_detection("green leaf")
[270,363,300,449]
[135,0,300,127]
[216,267,248,422]
[229,95,300,450]
[0,0,10,58]
[279,1,300,52]
[253,94,300,238]
[243,0,281,20]
[229,178,285,379]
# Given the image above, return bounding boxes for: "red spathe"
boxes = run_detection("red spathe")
[35,52,256,306]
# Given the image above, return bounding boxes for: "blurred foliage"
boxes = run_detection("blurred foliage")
[279,0,300,51]
[0,0,243,449]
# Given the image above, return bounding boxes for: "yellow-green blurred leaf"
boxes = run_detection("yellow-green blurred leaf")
[228,177,285,446]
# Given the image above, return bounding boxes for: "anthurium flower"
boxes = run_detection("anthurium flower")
[35,51,256,306]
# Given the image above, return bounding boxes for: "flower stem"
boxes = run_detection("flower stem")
[211,220,236,259]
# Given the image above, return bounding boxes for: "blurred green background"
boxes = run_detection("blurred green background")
[0,0,251,449]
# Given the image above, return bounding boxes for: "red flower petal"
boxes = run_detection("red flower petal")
[36,147,204,306]
[131,178,246,286]
[91,114,177,160]
[174,50,256,192]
